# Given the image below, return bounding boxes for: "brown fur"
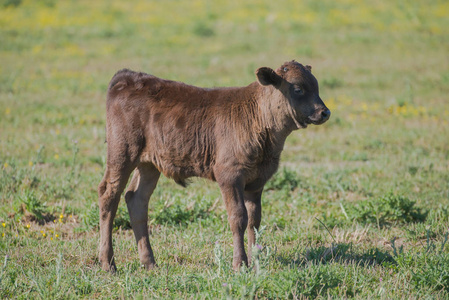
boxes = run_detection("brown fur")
[98,60,330,271]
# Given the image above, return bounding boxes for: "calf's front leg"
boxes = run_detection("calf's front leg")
[219,179,248,271]
[244,189,262,264]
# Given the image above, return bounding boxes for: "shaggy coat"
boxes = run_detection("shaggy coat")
[98,60,330,271]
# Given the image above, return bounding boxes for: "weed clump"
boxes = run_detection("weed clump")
[192,22,215,37]
[392,233,449,293]
[408,253,449,292]
[265,167,299,192]
[79,203,131,231]
[150,200,211,226]
[79,204,99,231]
[346,192,427,226]
[12,191,55,224]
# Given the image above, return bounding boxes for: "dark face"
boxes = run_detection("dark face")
[256,60,331,129]
[278,61,330,127]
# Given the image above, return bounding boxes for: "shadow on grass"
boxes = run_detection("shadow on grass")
[276,243,396,268]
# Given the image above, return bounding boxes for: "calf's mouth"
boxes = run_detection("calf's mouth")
[308,108,331,125]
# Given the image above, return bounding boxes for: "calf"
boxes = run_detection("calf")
[98,60,330,272]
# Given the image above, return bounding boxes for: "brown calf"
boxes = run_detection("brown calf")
[98,60,330,272]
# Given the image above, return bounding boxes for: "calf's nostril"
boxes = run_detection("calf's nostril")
[321,109,331,119]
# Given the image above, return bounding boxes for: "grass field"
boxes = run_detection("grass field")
[1,0,449,298]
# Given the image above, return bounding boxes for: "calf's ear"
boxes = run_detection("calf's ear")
[305,65,312,72]
[256,67,282,87]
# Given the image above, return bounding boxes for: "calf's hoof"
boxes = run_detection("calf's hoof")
[142,262,158,270]
[232,259,248,272]
[100,261,117,273]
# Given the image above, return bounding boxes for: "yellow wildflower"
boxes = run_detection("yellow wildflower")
[28,161,33,167]
[3,163,8,169]
[2,222,5,227]
[54,154,59,160]
[361,103,368,111]
[5,107,10,115]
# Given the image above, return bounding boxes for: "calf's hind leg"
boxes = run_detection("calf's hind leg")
[98,164,135,272]
[125,163,160,269]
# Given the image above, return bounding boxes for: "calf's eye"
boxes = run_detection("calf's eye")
[294,88,304,95]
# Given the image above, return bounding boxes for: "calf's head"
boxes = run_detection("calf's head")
[256,60,330,129]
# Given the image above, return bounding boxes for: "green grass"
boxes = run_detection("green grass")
[1,0,449,298]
